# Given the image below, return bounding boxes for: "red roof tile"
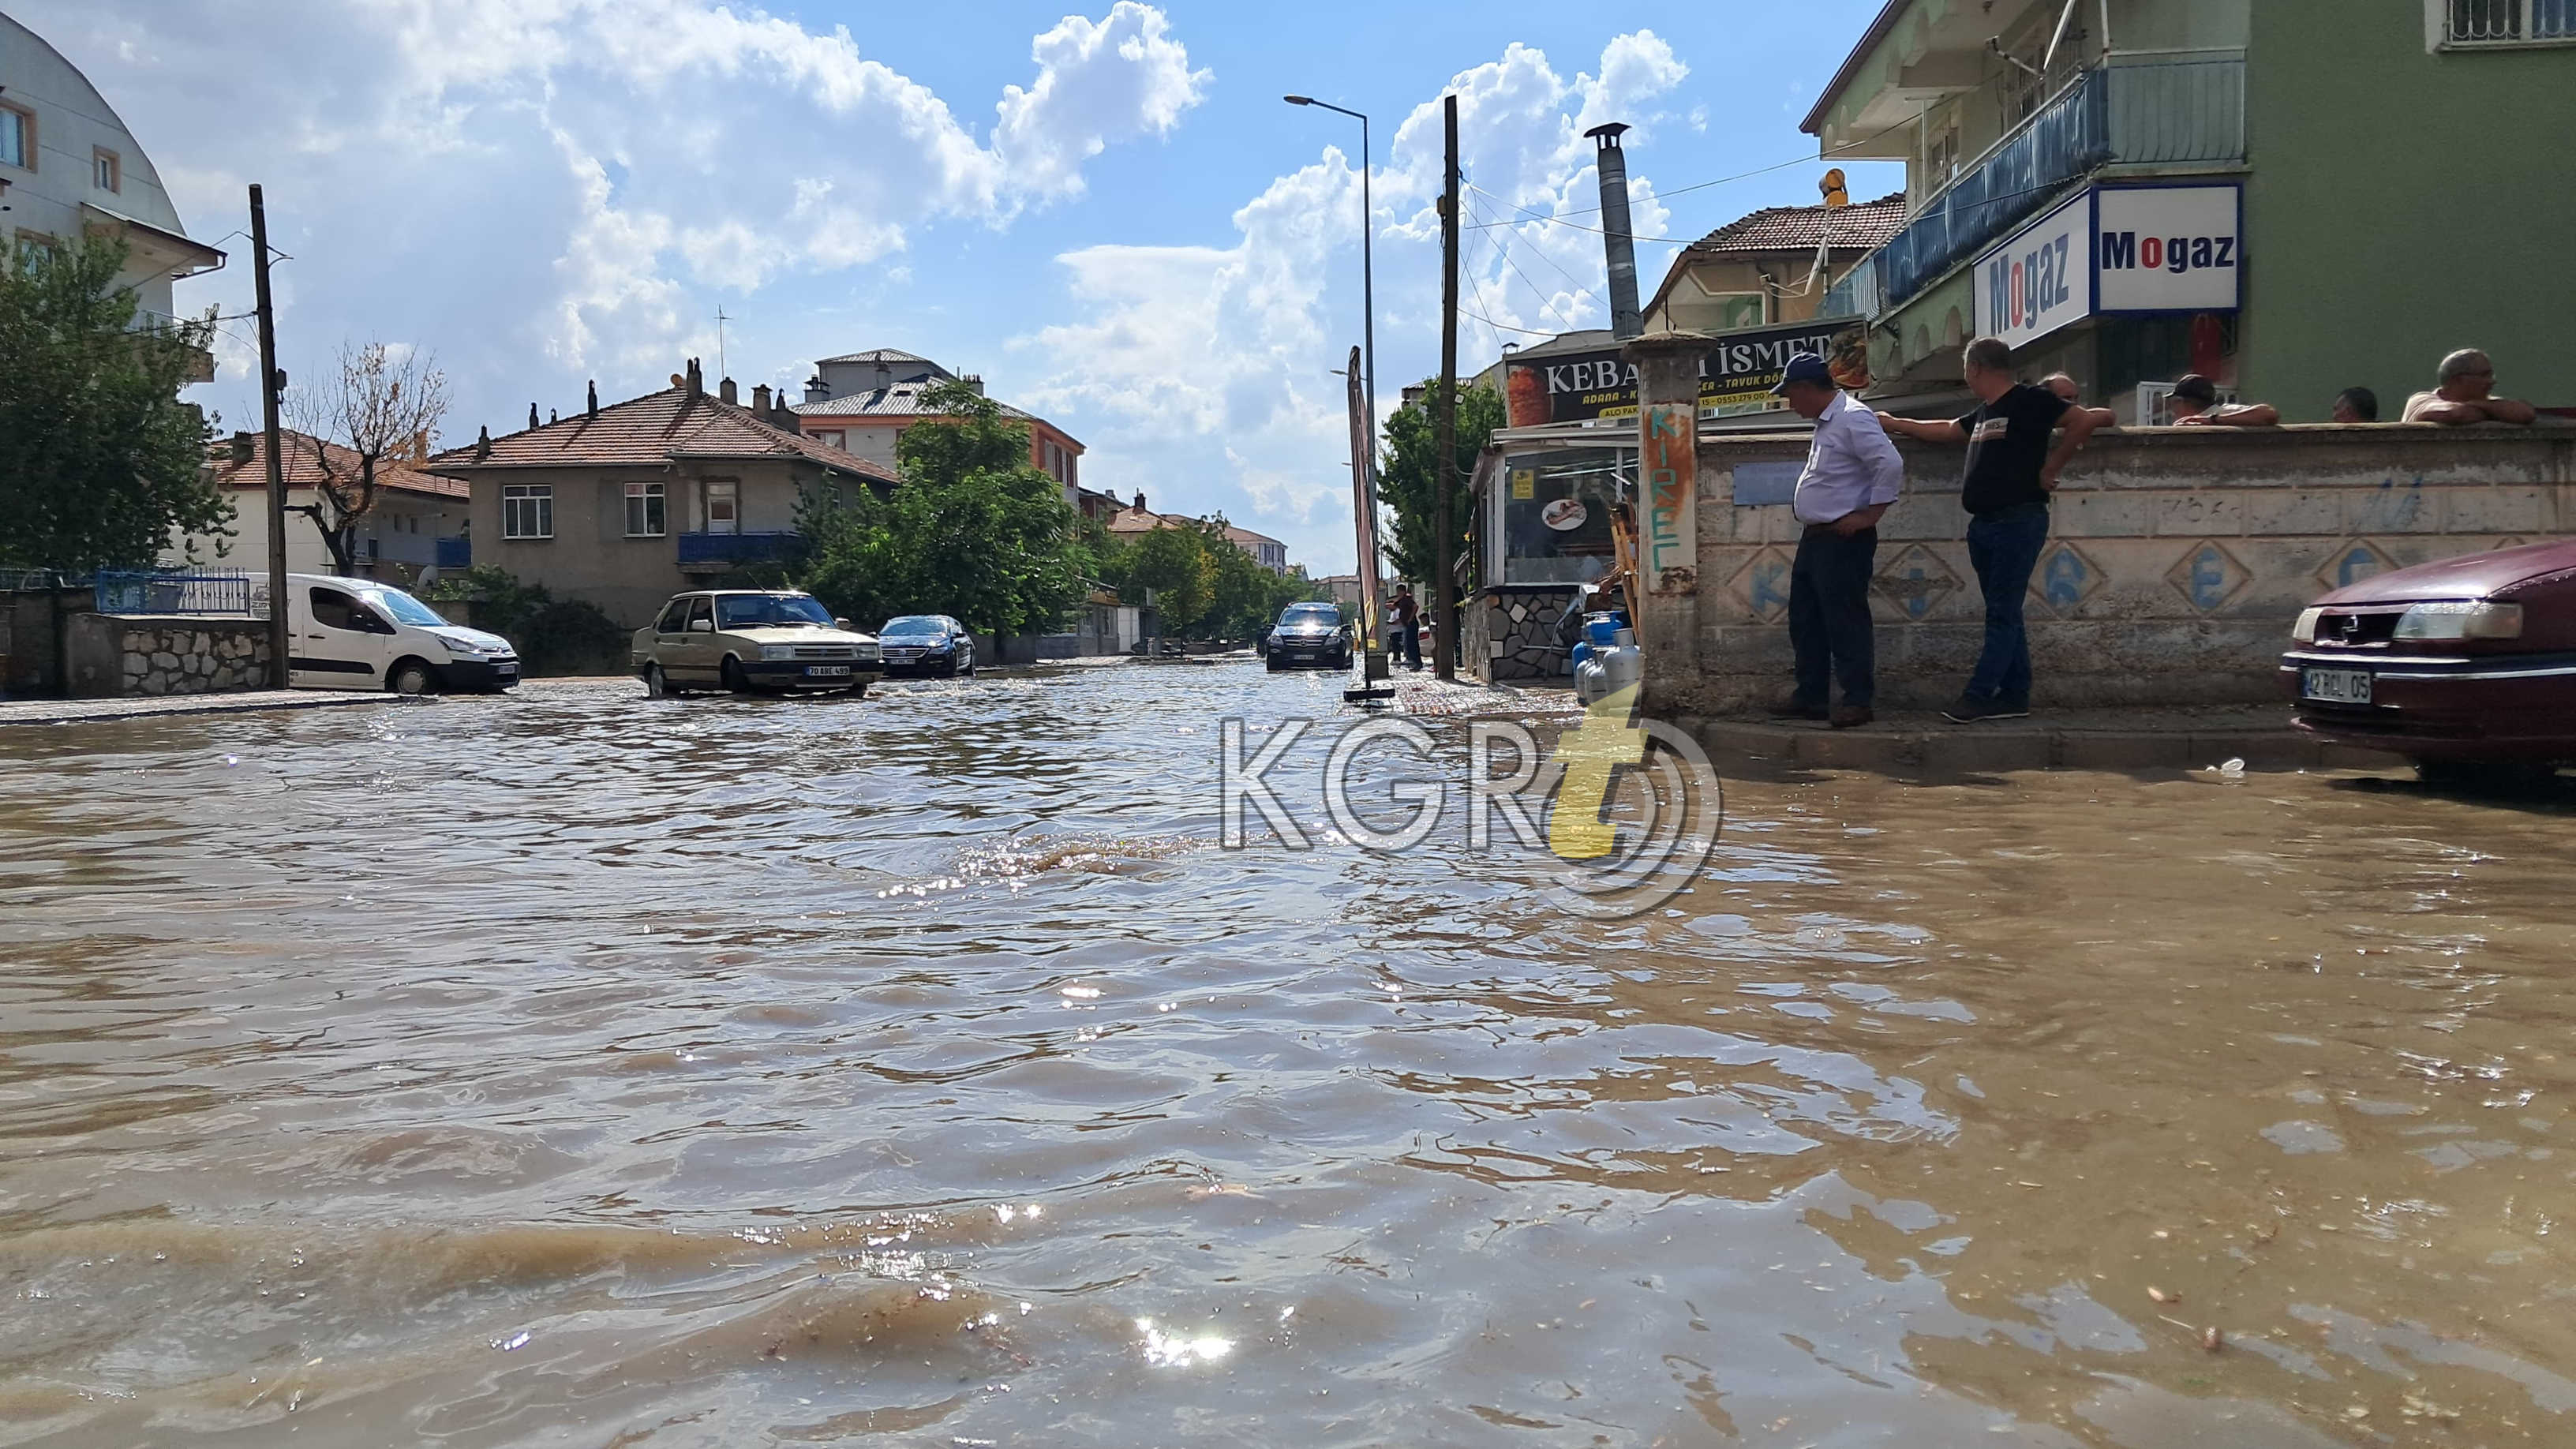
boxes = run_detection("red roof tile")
[422,385,897,484]
[1684,193,1908,255]
[208,429,466,500]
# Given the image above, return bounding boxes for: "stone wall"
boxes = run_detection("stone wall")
[65,615,274,698]
[1469,586,1584,682]
[1668,425,2575,714]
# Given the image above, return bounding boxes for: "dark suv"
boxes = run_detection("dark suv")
[1265,602,1351,671]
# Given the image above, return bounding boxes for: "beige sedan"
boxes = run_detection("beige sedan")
[632,590,884,697]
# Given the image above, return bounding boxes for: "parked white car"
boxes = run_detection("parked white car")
[631,590,883,697]
[283,572,519,694]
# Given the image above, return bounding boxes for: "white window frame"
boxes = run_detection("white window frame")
[2431,0,2576,47]
[623,480,666,537]
[502,483,554,540]
[0,104,30,171]
[94,148,121,193]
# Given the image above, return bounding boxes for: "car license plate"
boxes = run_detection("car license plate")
[2301,668,2372,705]
[496,665,518,677]
[805,665,852,678]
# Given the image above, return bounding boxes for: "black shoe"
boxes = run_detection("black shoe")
[1830,705,1874,729]
[1767,694,1829,721]
[1941,694,2025,724]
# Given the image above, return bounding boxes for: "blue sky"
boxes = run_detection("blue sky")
[23,0,1902,575]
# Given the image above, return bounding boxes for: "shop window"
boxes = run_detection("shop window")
[1486,447,1623,586]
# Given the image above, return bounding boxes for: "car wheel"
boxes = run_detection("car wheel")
[842,680,869,699]
[721,655,749,693]
[645,662,676,698]
[388,660,435,695]
[1265,655,1282,672]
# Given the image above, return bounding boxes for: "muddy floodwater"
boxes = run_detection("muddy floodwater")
[4,662,2574,1447]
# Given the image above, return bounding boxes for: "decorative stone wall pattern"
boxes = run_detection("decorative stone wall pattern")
[66,615,273,698]
[1672,425,2576,713]
[1469,586,1582,683]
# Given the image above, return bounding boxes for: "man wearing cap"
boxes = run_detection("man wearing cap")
[2167,373,2277,427]
[1769,354,1902,728]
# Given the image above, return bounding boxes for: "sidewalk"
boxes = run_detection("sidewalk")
[1682,705,2404,776]
[0,690,417,727]
[1383,669,1582,719]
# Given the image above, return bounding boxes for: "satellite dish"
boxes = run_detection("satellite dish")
[1819,168,1849,208]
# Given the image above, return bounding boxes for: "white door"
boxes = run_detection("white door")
[291,584,398,689]
[706,480,739,535]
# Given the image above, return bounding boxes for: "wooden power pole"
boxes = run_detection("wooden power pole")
[1432,93,1460,682]
[249,185,290,689]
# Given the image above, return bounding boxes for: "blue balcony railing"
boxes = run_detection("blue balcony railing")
[677,530,801,565]
[1877,52,2245,311]
[435,536,471,569]
[94,568,251,616]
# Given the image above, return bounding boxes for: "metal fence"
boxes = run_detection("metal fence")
[2449,0,2576,42]
[92,568,254,616]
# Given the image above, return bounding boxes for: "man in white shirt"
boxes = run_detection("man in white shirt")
[1769,354,1903,728]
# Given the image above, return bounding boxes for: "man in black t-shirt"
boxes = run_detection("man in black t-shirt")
[1879,336,2100,721]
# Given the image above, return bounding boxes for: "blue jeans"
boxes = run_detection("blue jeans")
[1390,621,1421,668]
[1964,502,2049,702]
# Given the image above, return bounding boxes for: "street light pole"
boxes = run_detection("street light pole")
[1285,95,1387,686]
[1282,96,1374,447]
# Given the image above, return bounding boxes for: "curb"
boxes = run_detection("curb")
[1679,714,2405,777]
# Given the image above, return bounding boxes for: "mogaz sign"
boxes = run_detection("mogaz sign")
[2095,184,2241,313]
[1973,189,2092,350]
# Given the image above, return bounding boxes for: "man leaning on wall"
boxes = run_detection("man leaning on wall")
[2403,349,2537,426]
[1879,337,2099,724]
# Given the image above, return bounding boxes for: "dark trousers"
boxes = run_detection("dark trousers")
[1965,501,2050,702]
[1390,621,1421,668]
[1788,524,1878,708]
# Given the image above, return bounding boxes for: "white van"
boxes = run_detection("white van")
[280,572,519,694]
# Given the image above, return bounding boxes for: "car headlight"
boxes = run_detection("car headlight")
[440,635,496,657]
[760,644,796,661]
[2290,607,2323,645]
[858,645,880,661]
[2392,601,2522,641]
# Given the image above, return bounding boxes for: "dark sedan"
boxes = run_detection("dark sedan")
[878,615,978,676]
[1264,602,1352,671]
[2282,539,2576,783]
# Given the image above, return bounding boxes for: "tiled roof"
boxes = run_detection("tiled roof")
[1221,523,1283,549]
[795,382,1037,424]
[816,347,938,366]
[1685,193,1908,255]
[1104,508,1281,552]
[208,429,466,500]
[421,385,897,484]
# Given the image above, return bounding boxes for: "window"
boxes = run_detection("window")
[2444,0,2576,43]
[0,104,30,170]
[502,483,553,539]
[309,586,385,633]
[94,148,120,193]
[684,597,713,632]
[814,430,845,449]
[623,480,665,537]
[704,479,739,533]
[656,599,691,635]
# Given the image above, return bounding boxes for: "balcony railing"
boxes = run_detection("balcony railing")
[435,536,472,570]
[94,568,252,616]
[1876,51,2245,311]
[677,530,801,565]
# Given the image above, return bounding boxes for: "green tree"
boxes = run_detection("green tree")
[0,236,228,571]
[1377,381,1504,586]
[1112,524,1215,631]
[795,380,1086,639]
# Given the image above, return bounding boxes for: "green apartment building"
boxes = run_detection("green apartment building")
[1803,0,2574,421]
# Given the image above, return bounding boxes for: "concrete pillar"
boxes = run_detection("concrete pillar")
[1623,330,1711,720]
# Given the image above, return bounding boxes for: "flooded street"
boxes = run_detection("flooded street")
[4,660,2574,1447]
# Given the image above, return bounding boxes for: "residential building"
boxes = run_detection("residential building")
[176,430,469,584]
[792,348,1088,507]
[1802,0,2574,419]
[1103,492,1290,575]
[422,361,895,627]
[1642,192,1908,334]
[1,13,223,380]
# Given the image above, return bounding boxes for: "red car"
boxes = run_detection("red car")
[2282,539,2576,783]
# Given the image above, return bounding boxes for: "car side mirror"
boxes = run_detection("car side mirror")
[689,619,713,633]
[835,617,851,630]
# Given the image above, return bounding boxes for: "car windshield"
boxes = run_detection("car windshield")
[882,616,946,635]
[360,586,447,628]
[1279,605,1341,628]
[716,594,836,629]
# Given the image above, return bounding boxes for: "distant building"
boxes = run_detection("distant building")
[178,430,469,585]
[2,13,223,380]
[1642,193,1907,334]
[792,348,1087,508]
[1104,492,1290,575]
[423,361,894,627]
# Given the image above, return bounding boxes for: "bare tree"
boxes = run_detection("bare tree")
[283,340,449,575]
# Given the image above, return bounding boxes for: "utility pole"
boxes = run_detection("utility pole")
[249,185,290,689]
[1432,93,1460,681]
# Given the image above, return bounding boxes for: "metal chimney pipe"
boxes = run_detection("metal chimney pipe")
[1586,122,1642,339]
